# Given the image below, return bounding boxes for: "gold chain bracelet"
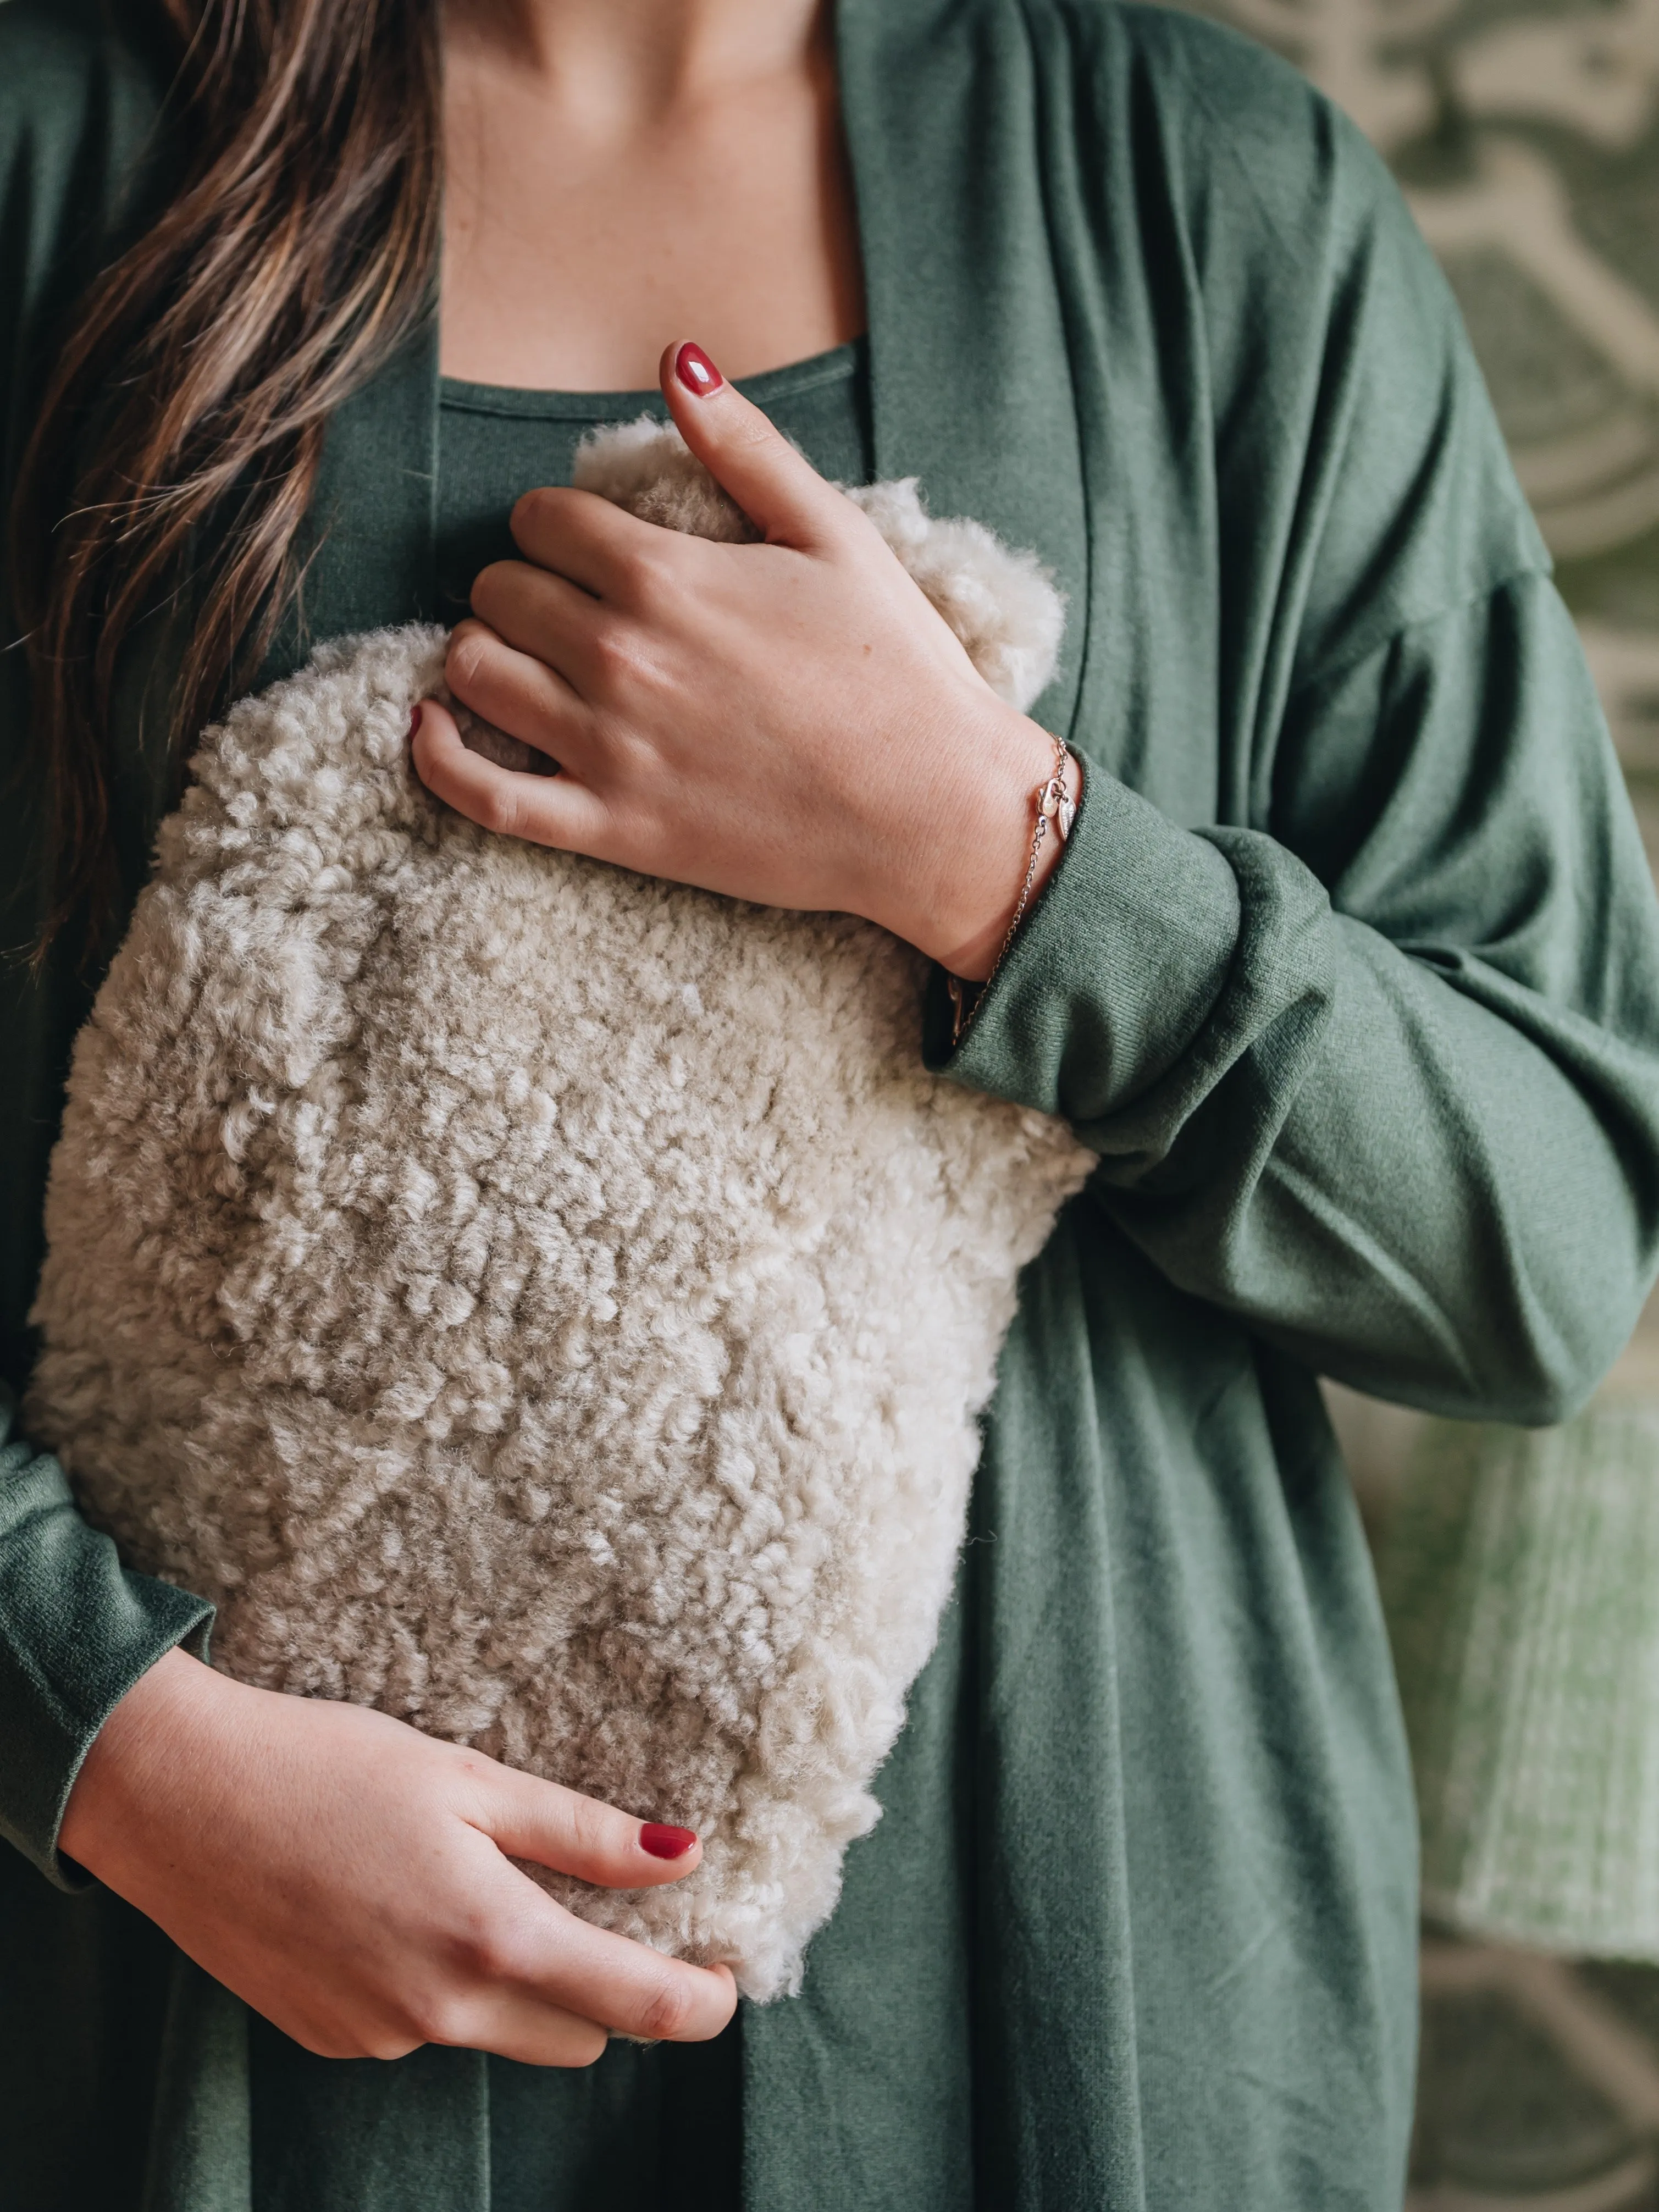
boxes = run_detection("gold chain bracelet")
[946,732,1075,1049]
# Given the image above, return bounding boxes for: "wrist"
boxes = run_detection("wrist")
[59,1645,231,1879]
[885,706,1079,981]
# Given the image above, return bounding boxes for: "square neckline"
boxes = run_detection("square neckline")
[438,336,867,422]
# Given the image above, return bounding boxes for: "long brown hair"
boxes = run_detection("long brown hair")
[10,0,444,957]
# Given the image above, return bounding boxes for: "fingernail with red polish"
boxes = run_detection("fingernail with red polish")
[408,703,423,742]
[640,1822,698,1859]
[673,342,723,397]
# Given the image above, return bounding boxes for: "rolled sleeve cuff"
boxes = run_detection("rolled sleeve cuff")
[0,1389,212,1885]
[922,766,1244,1131]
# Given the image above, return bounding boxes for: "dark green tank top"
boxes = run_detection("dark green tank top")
[434,338,870,2212]
[436,339,873,626]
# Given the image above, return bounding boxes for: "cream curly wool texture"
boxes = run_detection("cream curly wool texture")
[27,422,1090,2000]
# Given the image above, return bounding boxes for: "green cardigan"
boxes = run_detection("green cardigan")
[4,2,1658,2205]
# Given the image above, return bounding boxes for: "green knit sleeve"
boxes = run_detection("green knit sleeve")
[0,1389,212,1883]
[928,39,1659,1425]
[931,576,1659,1421]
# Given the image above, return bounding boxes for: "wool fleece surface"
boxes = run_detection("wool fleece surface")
[26,425,1092,1999]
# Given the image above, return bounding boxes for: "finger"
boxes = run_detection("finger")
[507,484,670,600]
[508,1902,739,2044]
[659,339,851,550]
[476,1779,738,2040]
[411,698,611,854]
[468,561,611,676]
[484,1767,706,1892]
[432,1989,610,2070]
[445,610,595,733]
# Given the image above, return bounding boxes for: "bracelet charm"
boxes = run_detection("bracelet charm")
[947,733,1075,1048]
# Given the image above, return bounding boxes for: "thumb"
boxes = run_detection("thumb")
[659,339,849,549]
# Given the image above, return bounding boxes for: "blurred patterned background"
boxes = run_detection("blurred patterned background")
[1164,0,1659,2199]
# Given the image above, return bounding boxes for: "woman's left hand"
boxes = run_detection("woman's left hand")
[412,340,1070,982]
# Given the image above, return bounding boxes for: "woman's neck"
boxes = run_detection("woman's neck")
[451,0,824,114]
[440,0,865,392]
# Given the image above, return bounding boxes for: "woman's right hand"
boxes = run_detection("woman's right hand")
[58,1646,737,2065]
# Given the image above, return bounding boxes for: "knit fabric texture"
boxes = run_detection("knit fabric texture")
[25,424,1090,2000]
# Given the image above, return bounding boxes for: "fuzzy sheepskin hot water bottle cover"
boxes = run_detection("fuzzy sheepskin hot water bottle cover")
[26,423,1092,2000]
